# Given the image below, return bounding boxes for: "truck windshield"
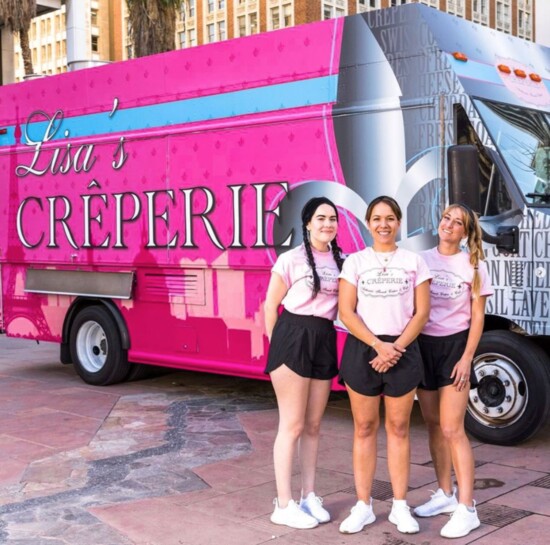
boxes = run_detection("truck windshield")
[474,99,550,205]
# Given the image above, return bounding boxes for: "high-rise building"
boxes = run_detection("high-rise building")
[9,0,538,81]
[172,0,536,50]
[12,0,125,81]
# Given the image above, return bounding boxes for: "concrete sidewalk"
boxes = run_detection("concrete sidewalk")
[0,335,548,544]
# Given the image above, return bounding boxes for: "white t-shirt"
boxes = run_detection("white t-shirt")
[272,244,340,321]
[339,247,432,336]
[421,247,493,336]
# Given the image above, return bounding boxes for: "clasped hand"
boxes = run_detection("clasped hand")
[369,341,405,373]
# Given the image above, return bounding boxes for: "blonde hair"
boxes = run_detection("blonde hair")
[443,204,485,299]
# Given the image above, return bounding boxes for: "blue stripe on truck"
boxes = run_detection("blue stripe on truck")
[0,75,339,147]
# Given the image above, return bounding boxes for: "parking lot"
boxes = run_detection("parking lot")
[0,335,548,544]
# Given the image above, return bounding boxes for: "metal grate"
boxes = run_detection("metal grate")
[422,459,487,469]
[382,537,417,545]
[528,475,550,489]
[476,503,532,528]
[341,479,406,501]
[142,270,205,305]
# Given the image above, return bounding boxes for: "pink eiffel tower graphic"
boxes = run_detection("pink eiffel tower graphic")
[3,111,51,338]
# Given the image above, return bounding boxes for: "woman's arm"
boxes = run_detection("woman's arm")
[339,279,404,368]
[264,272,289,341]
[395,280,431,349]
[450,295,487,389]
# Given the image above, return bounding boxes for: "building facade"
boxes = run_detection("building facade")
[173,0,536,49]
[13,0,124,81]
[12,0,537,81]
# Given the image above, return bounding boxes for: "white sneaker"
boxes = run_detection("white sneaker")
[339,499,376,534]
[414,487,458,517]
[270,499,319,529]
[389,499,420,534]
[299,492,330,523]
[440,502,480,538]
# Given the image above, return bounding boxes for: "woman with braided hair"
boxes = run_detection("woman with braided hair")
[264,197,344,529]
[413,204,493,539]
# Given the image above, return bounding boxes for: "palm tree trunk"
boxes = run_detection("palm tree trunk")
[19,28,34,76]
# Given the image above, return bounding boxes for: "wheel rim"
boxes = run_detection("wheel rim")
[76,320,108,373]
[468,351,528,429]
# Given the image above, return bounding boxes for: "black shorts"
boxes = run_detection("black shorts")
[339,334,423,397]
[417,330,479,390]
[264,309,338,380]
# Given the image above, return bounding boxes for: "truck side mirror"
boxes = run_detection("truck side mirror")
[448,145,481,214]
[447,144,519,254]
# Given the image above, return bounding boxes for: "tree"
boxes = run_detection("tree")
[126,0,182,58]
[0,0,36,76]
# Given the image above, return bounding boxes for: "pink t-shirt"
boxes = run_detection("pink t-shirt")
[421,247,493,336]
[339,247,432,336]
[273,244,340,321]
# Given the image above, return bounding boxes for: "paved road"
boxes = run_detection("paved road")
[0,335,548,544]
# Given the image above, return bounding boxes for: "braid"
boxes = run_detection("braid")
[466,210,485,299]
[331,234,345,271]
[302,224,321,297]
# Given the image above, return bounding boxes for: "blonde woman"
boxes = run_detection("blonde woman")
[414,204,493,539]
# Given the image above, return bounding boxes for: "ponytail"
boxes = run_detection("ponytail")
[466,214,485,299]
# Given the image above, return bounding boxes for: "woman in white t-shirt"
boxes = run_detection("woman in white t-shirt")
[413,204,493,539]
[338,196,431,535]
[264,197,345,530]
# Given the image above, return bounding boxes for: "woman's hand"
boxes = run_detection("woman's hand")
[374,341,405,365]
[264,273,288,341]
[370,342,405,371]
[450,356,473,392]
[370,355,392,373]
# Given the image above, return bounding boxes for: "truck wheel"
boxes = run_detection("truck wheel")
[69,306,130,386]
[465,330,550,445]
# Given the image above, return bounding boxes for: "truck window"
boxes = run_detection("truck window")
[455,104,512,216]
[474,99,550,207]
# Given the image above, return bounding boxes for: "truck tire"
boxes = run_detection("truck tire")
[69,306,130,386]
[465,330,550,445]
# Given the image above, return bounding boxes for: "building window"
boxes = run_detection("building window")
[189,0,196,17]
[179,30,186,48]
[249,12,258,34]
[207,23,215,42]
[207,0,215,13]
[322,1,347,20]
[358,0,380,12]
[390,0,408,5]
[238,15,246,36]
[496,0,511,33]
[269,1,293,30]
[91,9,98,26]
[218,0,225,8]
[218,20,226,40]
[447,0,465,17]
[91,35,99,52]
[419,0,439,8]
[473,0,489,25]
[189,28,197,46]
[270,7,280,30]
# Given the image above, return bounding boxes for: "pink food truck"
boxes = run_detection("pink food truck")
[1,4,550,445]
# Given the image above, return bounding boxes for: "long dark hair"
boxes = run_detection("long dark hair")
[301,197,344,297]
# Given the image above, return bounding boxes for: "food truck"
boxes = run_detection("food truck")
[1,3,549,445]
